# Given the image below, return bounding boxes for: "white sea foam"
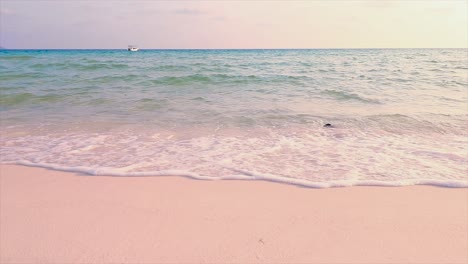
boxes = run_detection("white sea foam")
[1,125,467,188]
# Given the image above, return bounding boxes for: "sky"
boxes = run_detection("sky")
[0,0,467,49]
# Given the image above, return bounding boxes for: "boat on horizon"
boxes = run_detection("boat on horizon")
[127,45,139,51]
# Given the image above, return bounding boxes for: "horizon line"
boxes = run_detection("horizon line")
[1,47,467,50]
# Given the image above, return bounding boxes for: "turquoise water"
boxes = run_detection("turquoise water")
[1,49,467,187]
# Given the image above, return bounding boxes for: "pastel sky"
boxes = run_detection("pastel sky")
[0,0,466,49]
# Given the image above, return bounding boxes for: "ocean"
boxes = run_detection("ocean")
[1,49,467,187]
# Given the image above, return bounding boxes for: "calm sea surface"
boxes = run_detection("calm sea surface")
[1,49,467,187]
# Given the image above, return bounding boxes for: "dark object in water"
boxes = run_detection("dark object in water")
[323,123,332,128]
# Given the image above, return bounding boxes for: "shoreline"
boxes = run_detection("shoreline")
[4,161,468,189]
[1,164,467,263]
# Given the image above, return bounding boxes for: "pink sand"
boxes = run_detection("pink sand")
[1,164,467,263]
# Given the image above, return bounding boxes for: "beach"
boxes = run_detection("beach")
[1,164,467,263]
[1,49,467,263]
[1,0,467,262]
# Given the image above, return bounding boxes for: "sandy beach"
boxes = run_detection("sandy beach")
[0,164,466,263]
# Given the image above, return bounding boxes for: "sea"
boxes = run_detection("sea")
[1,49,467,187]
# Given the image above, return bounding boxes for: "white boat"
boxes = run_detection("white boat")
[127,45,139,51]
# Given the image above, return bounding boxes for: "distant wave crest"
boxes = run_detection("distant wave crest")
[321,89,381,104]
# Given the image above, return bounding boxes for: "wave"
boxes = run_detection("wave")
[359,114,468,135]
[29,62,129,71]
[0,93,66,106]
[154,75,212,85]
[0,55,35,60]
[0,72,52,81]
[89,74,146,83]
[81,63,129,70]
[6,160,468,188]
[321,89,381,104]
[140,74,309,87]
[440,97,465,103]
[132,98,169,110]
[148,65,192,71]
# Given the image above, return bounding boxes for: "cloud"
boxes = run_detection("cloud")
[363,1,397,9]
[426,6,455,15]
[0,7,15,15]
[173,8,204,15]
[212,16,226,21]
[257,22,275,27]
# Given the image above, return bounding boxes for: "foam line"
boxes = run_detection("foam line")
[6,160,468,188]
